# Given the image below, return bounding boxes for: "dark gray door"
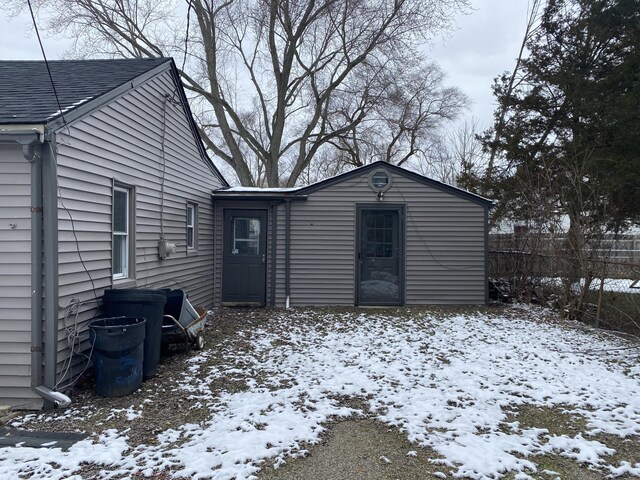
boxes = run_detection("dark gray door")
[357,206,404,306]
[222,209,267,306]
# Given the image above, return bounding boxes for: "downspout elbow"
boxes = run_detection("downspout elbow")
[34,386,71,408]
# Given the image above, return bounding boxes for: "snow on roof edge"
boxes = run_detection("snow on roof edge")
[217,186,301,193]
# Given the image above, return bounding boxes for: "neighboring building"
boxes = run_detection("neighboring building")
[0,58,227,409]
[212,162,493,308]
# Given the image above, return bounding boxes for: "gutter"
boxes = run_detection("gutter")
[3,130,70,408]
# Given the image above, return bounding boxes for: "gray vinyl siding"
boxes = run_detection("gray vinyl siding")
[0,144,41,408]
[287,195,355,305]
[53,69,223,383]
[213,201,222,304]
[274,203,287,305]
[279,169,486,306]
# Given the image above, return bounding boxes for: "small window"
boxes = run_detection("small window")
[187,203,198,249]
[113,185,133,279]
[369,170,392,192]
[232,217,260,255]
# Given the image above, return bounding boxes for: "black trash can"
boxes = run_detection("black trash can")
[90,317,146,397]
[102,289,167,379]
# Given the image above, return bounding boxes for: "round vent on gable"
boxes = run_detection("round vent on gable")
[368,169,392,193]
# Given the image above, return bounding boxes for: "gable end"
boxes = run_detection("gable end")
[296,161,493,208]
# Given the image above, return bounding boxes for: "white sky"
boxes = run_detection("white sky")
[0,1,532,131]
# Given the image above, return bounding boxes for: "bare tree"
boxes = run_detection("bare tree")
[24,0,470,186]
[388,117,484,185]
[482,0,545,184]
[440,117,484,185]
[328,61,467,170]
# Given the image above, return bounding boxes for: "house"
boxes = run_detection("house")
[0,58,492,410]
[0,58,227,409]
[212,162,493,307]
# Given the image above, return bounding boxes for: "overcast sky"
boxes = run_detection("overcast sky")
[0,1,532,131]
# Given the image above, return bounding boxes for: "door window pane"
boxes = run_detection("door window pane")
[232,217,260,255]
[365,211,394,258]
[360,270,399,304]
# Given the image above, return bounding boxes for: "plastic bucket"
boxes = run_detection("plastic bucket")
[102,289,167,379]
[90,317,146,397]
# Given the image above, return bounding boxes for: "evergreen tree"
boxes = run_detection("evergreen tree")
[479,0,640,232]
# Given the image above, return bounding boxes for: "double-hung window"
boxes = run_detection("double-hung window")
[187,202,197,250]
[113,185,132,279]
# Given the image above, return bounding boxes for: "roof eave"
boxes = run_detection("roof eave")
[0,129,43,145]
[211,192,307,201]
[32,58,229,188]
[0,124,45,133]
[45,60,174,132]
[166,59,229,188]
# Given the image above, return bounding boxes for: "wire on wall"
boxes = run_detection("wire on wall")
[159,95,169,239]
[48,143,100,299]
[158,92,184,242]
[385,175,479,272]
[54,298,99,391]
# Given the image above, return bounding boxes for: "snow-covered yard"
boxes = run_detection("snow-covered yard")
[2,306,640,479]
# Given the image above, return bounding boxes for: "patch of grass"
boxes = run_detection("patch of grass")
[597,434,640,476]
[257,418,446,480]
[502,454,604,480]
[507,405,588,437]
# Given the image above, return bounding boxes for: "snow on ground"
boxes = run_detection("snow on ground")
[595,278,639,294]
[2,307,640,479]
[541,277,640,294]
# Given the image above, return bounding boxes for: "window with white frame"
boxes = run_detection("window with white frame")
[187,202,197,250]
[113,185,132,279]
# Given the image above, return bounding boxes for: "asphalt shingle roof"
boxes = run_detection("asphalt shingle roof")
[0,58,169,124]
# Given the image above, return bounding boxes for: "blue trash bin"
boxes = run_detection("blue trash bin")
[90,317,146,397]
